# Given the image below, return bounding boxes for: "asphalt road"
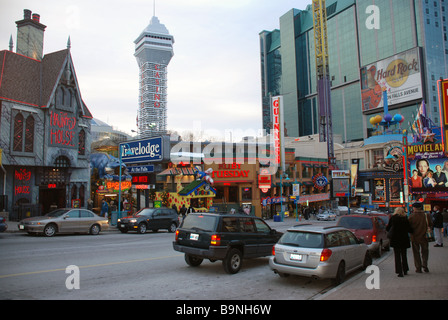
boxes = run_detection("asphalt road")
[0,230,337,300]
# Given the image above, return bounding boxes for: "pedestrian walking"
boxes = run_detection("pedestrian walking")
[101,199,109,219]
[386,207,412,277]
[180,204,187,219]
[442,208,448,237]
[432,206,443,247]
[409,201,433,273]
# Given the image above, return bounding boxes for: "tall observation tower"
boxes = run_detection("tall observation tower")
[134,15,174,137]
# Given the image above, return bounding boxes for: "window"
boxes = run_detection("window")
[239,218,256,233]
[78,129,86,155]
[13,113,24,152]
[221,217,239,232]
[54,156,70,168]
[254,219,271,233]
[80,210,94,218]
[13,113,35,153]
[66,210,80,218]
[24,116,34,153]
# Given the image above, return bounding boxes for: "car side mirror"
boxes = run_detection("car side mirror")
[270,229,277,235]
[358,238,365,244]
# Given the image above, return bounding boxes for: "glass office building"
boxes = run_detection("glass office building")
[260,0,448,143]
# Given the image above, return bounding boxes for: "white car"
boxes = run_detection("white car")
[316,211,337,221]
[269,225,372,284]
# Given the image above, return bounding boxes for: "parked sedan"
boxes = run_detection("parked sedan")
[316,211,337,221]
[118,207,179,234]
[269,224,371,284]
[336,215,390,256]
[18,208,109,237]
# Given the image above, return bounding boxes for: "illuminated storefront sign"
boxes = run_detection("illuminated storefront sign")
[211,164,250,179]
[272,96,282,166]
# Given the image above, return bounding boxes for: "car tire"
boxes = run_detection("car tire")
[137,223,147,234]
[185,254,203,267]
[43,224,57,237]
[168,222,177,233]
[333,261,346,285]
[90,224,100,235]
[223,248,243,274]
[362,251,373,270]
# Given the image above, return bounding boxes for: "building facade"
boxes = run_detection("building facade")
[260,0,448,143]
[0,10,92,219]
[134,16,174,138]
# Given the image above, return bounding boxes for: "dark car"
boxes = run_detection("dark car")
[0,216,7,232]
[173,212,282,274]
[118,207,179,234]
[336,215,390,257]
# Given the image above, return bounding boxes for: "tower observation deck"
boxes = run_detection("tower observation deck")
[134,16,174,137]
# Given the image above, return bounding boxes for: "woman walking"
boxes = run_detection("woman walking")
[387,207,412,277]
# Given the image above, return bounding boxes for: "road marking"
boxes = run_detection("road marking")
[0,254,182,279]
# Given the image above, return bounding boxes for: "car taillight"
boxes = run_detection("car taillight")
[175,230,179,241]
[372,235,377,243]
[272,245,276,256]
[320,248,332,262]
[211,234,221,246]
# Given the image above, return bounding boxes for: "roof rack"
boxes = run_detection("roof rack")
[292,223,313,227]
[323,226,342,230]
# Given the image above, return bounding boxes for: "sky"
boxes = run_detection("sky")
[0,0,310,141]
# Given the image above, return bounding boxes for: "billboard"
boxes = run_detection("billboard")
[361,47,423,112]
[407,142,448,192]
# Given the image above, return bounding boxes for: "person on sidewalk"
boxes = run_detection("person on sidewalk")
[442,208,448,237]
[409,201,433,273]
[387,207,412,277]
[432,206,443,247]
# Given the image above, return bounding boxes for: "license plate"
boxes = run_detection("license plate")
[290,253,303,261]
[190,233,199,241]
[120,224,125,228]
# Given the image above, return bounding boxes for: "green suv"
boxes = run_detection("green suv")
[173,212,282,274]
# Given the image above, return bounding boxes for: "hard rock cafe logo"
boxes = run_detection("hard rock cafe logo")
[377,58,419,88]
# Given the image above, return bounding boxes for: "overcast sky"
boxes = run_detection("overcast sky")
[0,0,310,141]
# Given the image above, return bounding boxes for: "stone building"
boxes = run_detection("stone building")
[0,10,92,220]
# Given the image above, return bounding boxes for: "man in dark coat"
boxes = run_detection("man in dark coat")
[409,202,433,273]
[387,207,412,277]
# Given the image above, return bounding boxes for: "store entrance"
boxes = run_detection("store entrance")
[39,187,66,214]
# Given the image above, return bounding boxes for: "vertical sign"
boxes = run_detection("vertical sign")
[272,96,285,171]
[440,80,448,152]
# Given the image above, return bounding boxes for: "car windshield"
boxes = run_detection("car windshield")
[181,214,218,232]
[278,231,323,248]
[134,208,154,216]
[338,217,373,230]
[46,209,70,217]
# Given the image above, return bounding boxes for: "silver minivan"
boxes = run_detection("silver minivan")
[269,224,372,284]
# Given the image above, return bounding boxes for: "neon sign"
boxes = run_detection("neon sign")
[49,111,77,147]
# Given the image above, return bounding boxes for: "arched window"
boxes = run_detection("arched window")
[24,116,34,153]
[56,87,64,107]
[13,113,24,152]
[78,129,86,155]
[54,156,70,168]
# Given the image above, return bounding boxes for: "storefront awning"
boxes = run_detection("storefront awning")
[178,180,216,198]
[158,167,197,176]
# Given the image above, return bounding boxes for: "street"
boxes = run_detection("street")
[0,220,360,300]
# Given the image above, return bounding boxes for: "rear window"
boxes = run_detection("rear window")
[181,214,218,232]
[338,217,373,230]
[278,231,323,248]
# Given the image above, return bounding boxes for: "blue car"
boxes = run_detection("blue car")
[0,216,8,232]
